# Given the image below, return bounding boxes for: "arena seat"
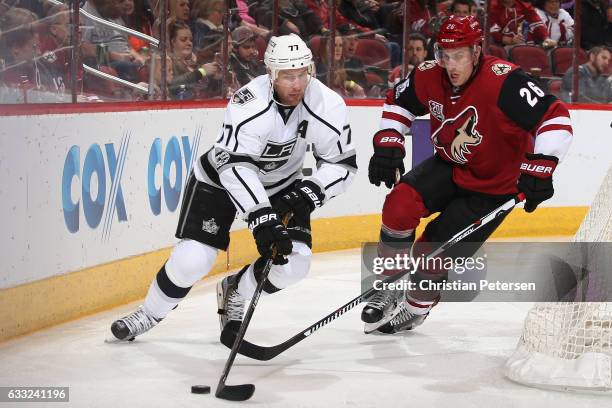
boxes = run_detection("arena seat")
[487,44,507,60]
[354,38,390,69]
[550,47,587,76]
[508,45,551,75]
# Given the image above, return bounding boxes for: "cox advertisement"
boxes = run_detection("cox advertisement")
[1,110,215,288]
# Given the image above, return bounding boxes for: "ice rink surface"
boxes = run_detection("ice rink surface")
[1,248,610,407]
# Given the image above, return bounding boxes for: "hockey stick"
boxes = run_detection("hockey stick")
[220,193,526,361]
[215,214,292,401]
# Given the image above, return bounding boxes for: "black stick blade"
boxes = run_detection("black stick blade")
[220,328,275,361]
[215,384,255,401]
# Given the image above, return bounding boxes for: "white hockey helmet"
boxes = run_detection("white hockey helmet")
[264,34,314,81]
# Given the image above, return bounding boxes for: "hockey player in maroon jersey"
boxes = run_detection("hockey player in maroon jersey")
[361,15,572,334]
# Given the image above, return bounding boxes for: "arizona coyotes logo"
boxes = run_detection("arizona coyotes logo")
[418,60,437,71]
[431,106,482,164]
[491,63,512,76]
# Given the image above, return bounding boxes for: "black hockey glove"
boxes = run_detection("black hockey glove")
[248,207,293,264]
[368,129,405,188]
[517,153,558,213]
[274,180,325,219]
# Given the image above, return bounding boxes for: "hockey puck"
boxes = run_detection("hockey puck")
[191,385,211,394]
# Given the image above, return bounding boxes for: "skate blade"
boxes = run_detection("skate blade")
[216,279,227,333]
[363,304,404,334]
[363,315,393,334]
[104,335,136,344]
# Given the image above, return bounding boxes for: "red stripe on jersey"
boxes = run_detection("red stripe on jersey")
[533,102,573,135]
[382,111,413,127]
[536,123,572,136]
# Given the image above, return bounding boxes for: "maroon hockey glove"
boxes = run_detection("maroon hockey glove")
[368,129,405,188]
[248,207,293,264]
[517,153,558,213]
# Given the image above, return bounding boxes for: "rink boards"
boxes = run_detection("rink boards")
[0,103,610,340]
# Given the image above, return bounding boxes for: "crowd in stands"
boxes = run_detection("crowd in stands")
[0,0,611,103]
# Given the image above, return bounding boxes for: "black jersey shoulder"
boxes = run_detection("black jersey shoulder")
[497,68,557,131]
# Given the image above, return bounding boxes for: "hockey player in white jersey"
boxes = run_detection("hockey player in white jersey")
[110,34,357,341]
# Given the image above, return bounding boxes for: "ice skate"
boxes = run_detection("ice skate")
[109,307,162,341]
[362,289,401,334]
[217,273,246,332]
[377,294,438,334]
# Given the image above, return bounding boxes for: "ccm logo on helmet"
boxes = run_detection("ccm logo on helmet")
[520,163,553,174]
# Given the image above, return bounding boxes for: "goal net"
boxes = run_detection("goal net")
[505,163,612,392]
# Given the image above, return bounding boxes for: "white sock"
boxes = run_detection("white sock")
[404,294,435,316]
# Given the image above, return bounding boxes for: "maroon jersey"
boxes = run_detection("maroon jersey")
[489,0,548,45]
[379,55,572,195]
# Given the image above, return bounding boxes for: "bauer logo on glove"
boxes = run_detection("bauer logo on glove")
[248,212,278,230]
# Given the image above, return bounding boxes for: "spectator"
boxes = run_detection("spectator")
[388,32,428,87]
[316,33,366,97]
[341,25,367,91]
[338,0,402,66]
[304,0,386,42]
[191,0,224,51]
[171,0,191,23]
[168,21,229,99]
[405,0,442,39]
[561,46,612,103]
[489,0,555,48]
[252,0,326,38]
[405,32,428,74]
[230,0,271,40]
[153,0,191,38]
[1,0,54,18]
[37,4,71,90]
[339,0,384,32]
[535,0,574,46]
[582,0,611,49]
[123,0,155,53]
[449,0,476,17]
[235,0,257,25]
[229,26,266,86]
[81,0,145,81]
[1,24,65,100]
[0,6,39,66]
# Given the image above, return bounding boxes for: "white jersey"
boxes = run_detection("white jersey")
[194,74,357,218]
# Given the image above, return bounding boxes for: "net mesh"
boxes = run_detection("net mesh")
[506,163,612,390]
